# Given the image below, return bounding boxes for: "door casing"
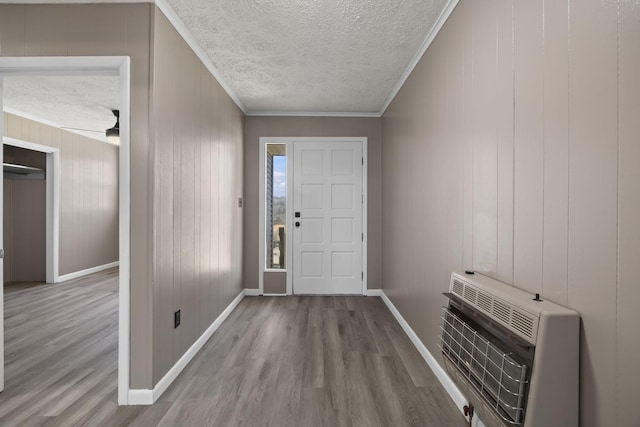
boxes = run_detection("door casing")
[258,137,368,296]
[0,56,131,404]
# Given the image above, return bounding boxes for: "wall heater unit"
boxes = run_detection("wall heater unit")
[440,272,579,427]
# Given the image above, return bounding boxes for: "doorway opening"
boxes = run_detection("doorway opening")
[0,56,131,405]
[3,139,58,285]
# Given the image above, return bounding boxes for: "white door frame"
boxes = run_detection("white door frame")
[258,138,293,296]
[2,137,60,284]
[0,56,131,404]
[258,137,368,296]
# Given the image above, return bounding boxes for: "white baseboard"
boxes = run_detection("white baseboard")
[128,289,246,405]
[244,288,260,296]
[127,389,153,405]
[379,290,484,427]
[366,289,382,297]
[57,261,119,283]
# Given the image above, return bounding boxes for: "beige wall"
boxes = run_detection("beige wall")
[381,1,640,426]
[0,3,154,388]
[0,3,245,391]
[243,116,382,291]
[151,10,244,385]
[264,271,286,294]
[4,113,119,276]
[3,146,46,283]
[3,167,46,282]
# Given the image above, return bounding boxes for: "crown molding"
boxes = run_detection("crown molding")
[0,0,150,3]
[378,0,460,116]
[155,0,458,118]
[246,111,381,118]
[154,0,247,114]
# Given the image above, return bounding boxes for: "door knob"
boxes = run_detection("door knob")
[295,221,301,227]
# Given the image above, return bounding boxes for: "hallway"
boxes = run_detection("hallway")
[152,296,465,426]
[1,271,464,426]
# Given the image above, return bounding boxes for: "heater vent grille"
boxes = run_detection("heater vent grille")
[448,274,539,343]
[443,272,580,427]
[511,310,535,338]
[477,292,493,313]
[463,286,478,304]
[492,300,511,324]
[440,308,529,425]
[452,279,465,297]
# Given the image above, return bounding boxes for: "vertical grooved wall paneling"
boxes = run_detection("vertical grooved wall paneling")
[567,0,618,425]
[3,113,118,276]
[461,1,474,272]
[542,0,569,307]
[444,1,465,288]
[495,0,514,284]
[381,0,638,425]
[471,0,498,277]
[617,1,640,425]
[513,0,544,295]
[151,9,244,386]
[1,2,154,389]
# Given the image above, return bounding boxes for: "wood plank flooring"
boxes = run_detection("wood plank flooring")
[2,268,120,427]
[2,270,465,426]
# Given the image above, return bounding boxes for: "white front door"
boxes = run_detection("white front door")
[293,140,363,294]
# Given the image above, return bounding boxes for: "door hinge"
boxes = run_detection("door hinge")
[361,157,364,165]
[361,271,364,280]
[362,194,364,204]
[361,232,364,242]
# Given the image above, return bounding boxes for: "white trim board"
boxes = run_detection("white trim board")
[244,288,260,296]
[0,76,5,391]
[378,0,460,115]
[154,0,246,114]
[378,290,485,427]
[128,289,246,405]
[57,261,120,283]
[247,111,381,118]
[257,138,294,296]
[0,56,130,404]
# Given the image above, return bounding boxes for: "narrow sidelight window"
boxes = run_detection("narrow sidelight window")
[266,143,286,269]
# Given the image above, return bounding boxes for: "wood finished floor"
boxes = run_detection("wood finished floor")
[2,270,465,426]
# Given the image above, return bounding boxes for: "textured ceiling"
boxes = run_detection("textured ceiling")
[165,0,449,114]
[3,75,120,143]
[1,0,451,130]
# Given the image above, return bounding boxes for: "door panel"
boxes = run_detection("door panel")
[293,141,363,295]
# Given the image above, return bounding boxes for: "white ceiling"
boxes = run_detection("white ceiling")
[166,0,450,114]
[1,0,453,133]
[3,75,120,143]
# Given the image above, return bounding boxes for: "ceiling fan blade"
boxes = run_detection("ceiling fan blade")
[60,126,103,133]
